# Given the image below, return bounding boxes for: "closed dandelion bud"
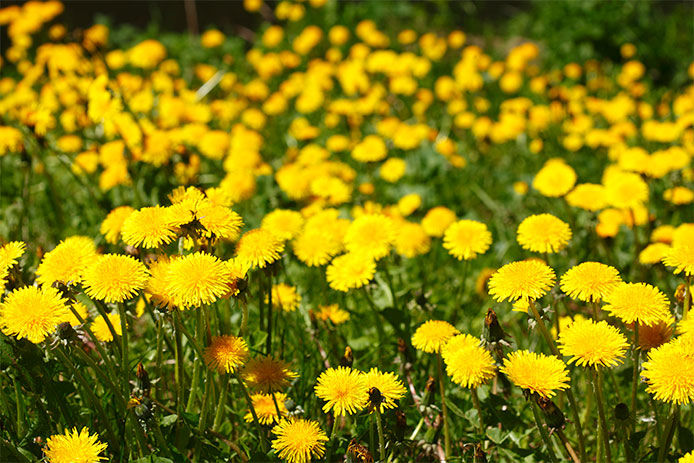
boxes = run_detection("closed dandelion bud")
[397,338,406,354]
[340,346,354,368]
[536,396,565,430]
[136,362,150,396]
[368,387,385,411]
[425,376,436,395]
[56,322,76,342]
[614,402,632,442]
[483,308,506,343]
[675,283,686,304]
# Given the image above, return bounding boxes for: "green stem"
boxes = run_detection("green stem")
[71,343,127,407]
[592,369,612,463]
[437,351,451,460]
[173,313,185,414]
[325,415,340,463]
[233,372,268,452]
[239,300,249,336]
[266,272,273,355]
[631,323,640,430]
[13,378,24,438]
[198,369,213,429]
[213,375,230,431]
[118,303,130,398]
[472,387,485,435]
[531,400,559,463]
[271,391,283,423]
[375,408,387,462]
[529,299,586,461]
[187,309,204,413]
[657,405,678,463]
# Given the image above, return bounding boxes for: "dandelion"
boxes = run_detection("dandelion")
[82,254,149,303]
[638,319,674,350]
[268,283,301,312]
[558,319,629,368]
[236,228,285,268]
[501,350,570,398]
[36,236,98,286]
[245,393,288,425]
[271,418,328,463]
[0,241,25,272]
[642,336,694,404]
[560,262,622,302]
[0,286,69,343]
[442,334,496,388]
[262,209,304,241]
[315,366,368,416]
[164,252,232,308]
[326,252,376,292]
[363,368,406,412]
[422,206,457,237]
[412,320,460,353]
[204,335,249,374]
[442,219,492,260]
[603,282,671,326]
[516,214,571,254]
[662,243,694,276]
[292,227,341,267]
[532,158,576,197]
[639,243,671,265]
[488,259,556,303]
[243,356,298,392]
[44,427,107,463]
[394,221,431,258]
[196,203,244,241]
[120,206,182,248]
[344,214,396,260]
[91,313,123,342]
[100,206,134,244]
[312,304,350,325]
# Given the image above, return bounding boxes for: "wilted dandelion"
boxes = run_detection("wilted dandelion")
[243,355,298,392]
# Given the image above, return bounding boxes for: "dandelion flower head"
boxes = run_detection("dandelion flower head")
[501,350,570,398]
[44,427,107,463]
[411,320,460,353]
[560,262,622,302]
[558,318,629,368]
[204,335,249,374]
[443,219,492,260]
[314,366,368,416]
[271,418,328,463]
[442,334,496,388]
[0,286,69,343]
[488,259,556,303]
[516,214,571,254]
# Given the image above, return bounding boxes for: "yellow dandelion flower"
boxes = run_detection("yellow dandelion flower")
[475,268,496,296]
[560,262,622,302]
[44,427,107,463]
[36,236,98,287]
[196,203,244,241]
[517,214,571,254]
[501,350,570,399]
[565,183,608,211]
[326,252,376,292]
[551,314,587,339]
[91,313,123,342]
[558,319,629,368]
[165,252,232,309]
[532,158,576,197]
[603,282,670,326]
[145,256,176,310]
[662,243,694,276]
[642,337,694,405]
[315,366,368,416]
[604,171,649,209]
[422,206,457,237]
[268,283,301,312]
[82,254,149,303]
[639,243,671,265]
[488,260,556,303]
[236,228,285,268]
[680,451,694,463]
[412,320,460,353]
[121,206,183,248]
[100,206,135,244]
[0,286,69,343]
[344,214,396,260]
[243,355,298,392]
[203,335,249,374]
[271,418,328,463]
[442,334,496,388]
[245,392,288,425]
[0,241,25,272]
[292,227,342,267]
[394,221,431,258]
[262,209,305,241]
[363,368,406,412]
[313,304,350,325]
[443,219,492,260]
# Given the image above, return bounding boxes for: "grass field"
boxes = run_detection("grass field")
[1,1,694,462]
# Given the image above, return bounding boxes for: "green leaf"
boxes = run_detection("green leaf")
[160,414,178,427]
